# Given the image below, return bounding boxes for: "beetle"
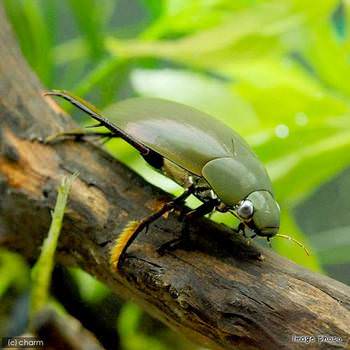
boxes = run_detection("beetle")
[45,90,308,270]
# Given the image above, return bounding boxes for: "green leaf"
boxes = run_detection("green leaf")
[302,14,350,98]
[66,0,107,59]
[30,173,78,324]
[106,1,295,66]
[311,226,350,265]
[118,302,168,350]
[141,0,234,39]
[117,302,142,337]
[267,129,350,205]
[224,59,350,125]
[0,250,29,299]
[4,0,54,85]
[131,68,258,132]
[140,0,164,23]
[69,268,109,304]
[106,0,338,68]
[54,37,88,65]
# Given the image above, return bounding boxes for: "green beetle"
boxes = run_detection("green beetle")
[46,90,307,269]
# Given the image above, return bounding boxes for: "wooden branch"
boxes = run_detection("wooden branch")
[0,6,349,350]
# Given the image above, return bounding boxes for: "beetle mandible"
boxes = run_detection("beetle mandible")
[45,90,308,270]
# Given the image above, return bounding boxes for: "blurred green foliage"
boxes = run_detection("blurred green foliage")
[2,0,350,348]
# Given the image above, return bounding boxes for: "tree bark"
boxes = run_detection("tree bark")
[0,5,349,350]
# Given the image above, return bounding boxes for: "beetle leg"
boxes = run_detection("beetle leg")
[237,222,246,236]
[45,90,150,155]
[157,200,216,255]
[45,130,119,143]
[112,186,194,271]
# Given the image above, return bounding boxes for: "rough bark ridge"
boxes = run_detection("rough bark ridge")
[0,6,349,350]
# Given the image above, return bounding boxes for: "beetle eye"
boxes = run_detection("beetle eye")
[237,200,254,219]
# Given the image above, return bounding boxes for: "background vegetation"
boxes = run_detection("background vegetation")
[1,0,350,348]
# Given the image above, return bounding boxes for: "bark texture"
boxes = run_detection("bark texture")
[0,5,349,350]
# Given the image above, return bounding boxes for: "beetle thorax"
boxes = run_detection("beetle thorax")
[202,157,273,206]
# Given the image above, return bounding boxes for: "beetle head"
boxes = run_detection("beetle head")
[234,190,280,237]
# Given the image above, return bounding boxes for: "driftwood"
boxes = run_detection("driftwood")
[0,5,349,350]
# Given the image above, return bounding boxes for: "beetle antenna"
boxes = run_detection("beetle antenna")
[274,234,310,256]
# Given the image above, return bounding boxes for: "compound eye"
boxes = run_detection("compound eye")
[237,200,254,219]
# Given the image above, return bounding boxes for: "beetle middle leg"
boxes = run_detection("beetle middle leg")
[157,200,217,255]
